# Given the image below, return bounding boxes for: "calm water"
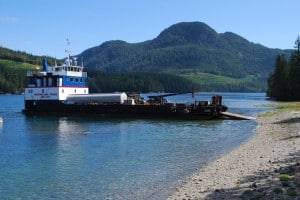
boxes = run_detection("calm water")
[0,93,271,199]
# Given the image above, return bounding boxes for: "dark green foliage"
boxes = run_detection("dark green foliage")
[0,22,294,93]
[288,36,300,100]
[77,22,290,92]
[0,46,59,66]
[267,55,289,100]
[267,36,300,100]
[85,68,197,93]
[0,59,33,93]
[0,47,58,94]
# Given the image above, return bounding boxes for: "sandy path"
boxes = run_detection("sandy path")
[167,109,300,200]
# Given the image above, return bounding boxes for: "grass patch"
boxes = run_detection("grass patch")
[258,110,278,117]
[280,174,293,182]
[275,102,300,111]
[286,188,297,196]
[258,102,300,118]
[0,59,36,70]
[180,72,265,92]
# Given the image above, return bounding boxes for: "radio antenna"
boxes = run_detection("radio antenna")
[65,39,71,66]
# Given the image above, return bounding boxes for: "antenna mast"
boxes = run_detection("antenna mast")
[65,39,71,66]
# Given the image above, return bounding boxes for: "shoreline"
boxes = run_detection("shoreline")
[167,103,300,199]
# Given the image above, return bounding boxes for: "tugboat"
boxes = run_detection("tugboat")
[22,42,228,120]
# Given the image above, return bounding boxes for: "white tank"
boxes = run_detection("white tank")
[66,93,128,104]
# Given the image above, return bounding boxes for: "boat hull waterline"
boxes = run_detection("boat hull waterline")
[22,41,238,120]
[22,99,226,120]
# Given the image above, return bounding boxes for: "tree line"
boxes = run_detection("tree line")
[85,68,197,93]
[0,59,30,93]
[267,36,300,101]
[0,61,198,94]
[0,46,58,66]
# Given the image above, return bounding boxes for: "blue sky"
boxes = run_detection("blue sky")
[1,0,299,58]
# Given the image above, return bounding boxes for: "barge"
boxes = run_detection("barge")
[22,45,228,120]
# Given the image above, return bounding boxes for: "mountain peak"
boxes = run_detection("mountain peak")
[154,22,218,46]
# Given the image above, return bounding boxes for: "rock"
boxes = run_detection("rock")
[279,167,290,174]
[282,181,289,187]
[251,182,257,188]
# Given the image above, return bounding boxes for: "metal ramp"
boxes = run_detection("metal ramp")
[220,112,256,120]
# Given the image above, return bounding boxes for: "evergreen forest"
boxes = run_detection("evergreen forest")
[0,46,61,93]
[0,22,295,94]
[267,36,300,101]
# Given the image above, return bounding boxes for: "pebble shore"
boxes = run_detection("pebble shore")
[167,107,300,200]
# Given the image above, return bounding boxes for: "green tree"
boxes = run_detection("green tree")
[288,36,300,100]
[267,55,289,100]
[267,36,300,101]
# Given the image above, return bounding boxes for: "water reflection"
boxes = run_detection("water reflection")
[0,93,273,199]
[23,116,230,199]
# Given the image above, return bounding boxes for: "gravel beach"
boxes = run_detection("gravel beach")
[167,105,300,200]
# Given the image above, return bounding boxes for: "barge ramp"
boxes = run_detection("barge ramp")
[220,112,256,120]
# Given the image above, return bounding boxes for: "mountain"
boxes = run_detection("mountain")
[0,22,292,93]
[0,47,58,94]
[77,22,291,91]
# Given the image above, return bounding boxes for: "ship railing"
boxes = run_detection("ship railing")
[27,71,36,76]
[26,71,46,76]
[64,71,87,77]
[82,72,87,77]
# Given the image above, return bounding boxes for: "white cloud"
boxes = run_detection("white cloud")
[0,16,19,24]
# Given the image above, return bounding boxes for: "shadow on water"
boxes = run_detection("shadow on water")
[24,114,224,130]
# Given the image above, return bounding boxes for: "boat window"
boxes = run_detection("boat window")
[70,78,74,82]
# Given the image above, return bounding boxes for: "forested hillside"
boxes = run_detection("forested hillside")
[0,47,57,93]
[78,22,291,91]
[0,46,58,66]
[0,21,293,93]
[0,48,199,94]
[0,59,33,93]
[86,68,196,93]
